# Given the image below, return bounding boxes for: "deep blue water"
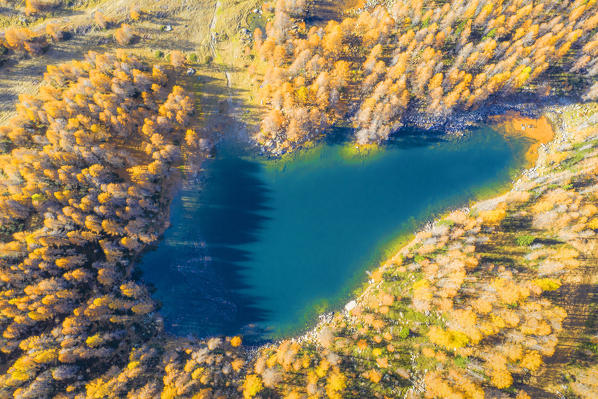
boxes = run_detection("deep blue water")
[138,127,529,342]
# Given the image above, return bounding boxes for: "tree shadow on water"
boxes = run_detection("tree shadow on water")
[386,129,447,150]
[139,156,274,344]
[325,126,446,150]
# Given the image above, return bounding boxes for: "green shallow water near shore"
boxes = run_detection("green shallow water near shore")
[138,127,530,342]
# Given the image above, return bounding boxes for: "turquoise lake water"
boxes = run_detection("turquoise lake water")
[138,127,529,342]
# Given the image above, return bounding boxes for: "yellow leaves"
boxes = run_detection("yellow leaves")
[231,358,245,372]
[357,339,368,350]
[184,129,199,148]
[422,346,436,358]
[490,314,506,330]
[428,73,443,92]
[96,192,112,204]
[326,370,346,397]
[0,240,27,255]
[120,282,142,298]
[300,353,311,369]
[478,204,507,226]
[376,356,389,368]
[569,4,587,23]
[504,344,523,362]
[160,384,178,399]
[463,0,479,20]
[485,353,513,388]
[413,279,431,297]
[378,292,394,307]
[242,374,263,399]
[119,237,139,250]
[322,23,344,56]
[492,278,529,305]
[28,310,51,321]
[316,358,330,378]
[45,23,64,42]
[24,0,42,15]
[131,301,154,314]
[421,47,437,62]
[84,215,102,233]
[489,70,511,91]
[520,350,542,371]
[170,50,187,68]
[513,27,527,42]
[481,39,497,58]
[370,269,384,283]
[127,360,140,370]
[92,296,111,308]
[449,309,483,344]
[4,27,37,50]
[0,45,202,393]
[231,336,242,347]
[65,268,92,282]
[425,368,484,399]
[265,353,277,369]
[364,315,386,330]
[130,7,142,21]
[10,369,33,383]
[520,317,551,336]
[295,86,309,104]
[365,369,382,383]
[490,368,513,389]
[423,371,456,399]
[86,334,103,348]
[427,326,470,351]
[512,65,533,88]
[191,367,204,380]
[332,60,351,86]
[114,24,135,46]
[275,340,300,371]
[516,391,531,399]
[469,293,489,313]
[532,278,562,292]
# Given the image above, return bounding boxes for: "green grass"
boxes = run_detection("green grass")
[438,219,455,227]
[454,355,468,368]
[516,234,535,246]
[398,326,410,339]
[414,254,434,265]
[483,28,497,40]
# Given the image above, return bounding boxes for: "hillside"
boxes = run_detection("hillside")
[0,0,596,398]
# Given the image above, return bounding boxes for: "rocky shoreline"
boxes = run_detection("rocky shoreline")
[247,102,597,398]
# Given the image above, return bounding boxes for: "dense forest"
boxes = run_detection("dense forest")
[250,0,598,154]
[0,51,250,398]
[0,0,596,398]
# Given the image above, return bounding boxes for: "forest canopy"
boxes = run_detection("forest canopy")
[250,0,598,154]
[0,0,596,398]
[0,51,251,398]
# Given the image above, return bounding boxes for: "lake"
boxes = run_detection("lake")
[138,127,529,342]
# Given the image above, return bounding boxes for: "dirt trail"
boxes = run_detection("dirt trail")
[208,0,233,102]
[208,1,220,54]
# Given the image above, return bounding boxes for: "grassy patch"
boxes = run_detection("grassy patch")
[454,355,468,368]
[516,234,535,246]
